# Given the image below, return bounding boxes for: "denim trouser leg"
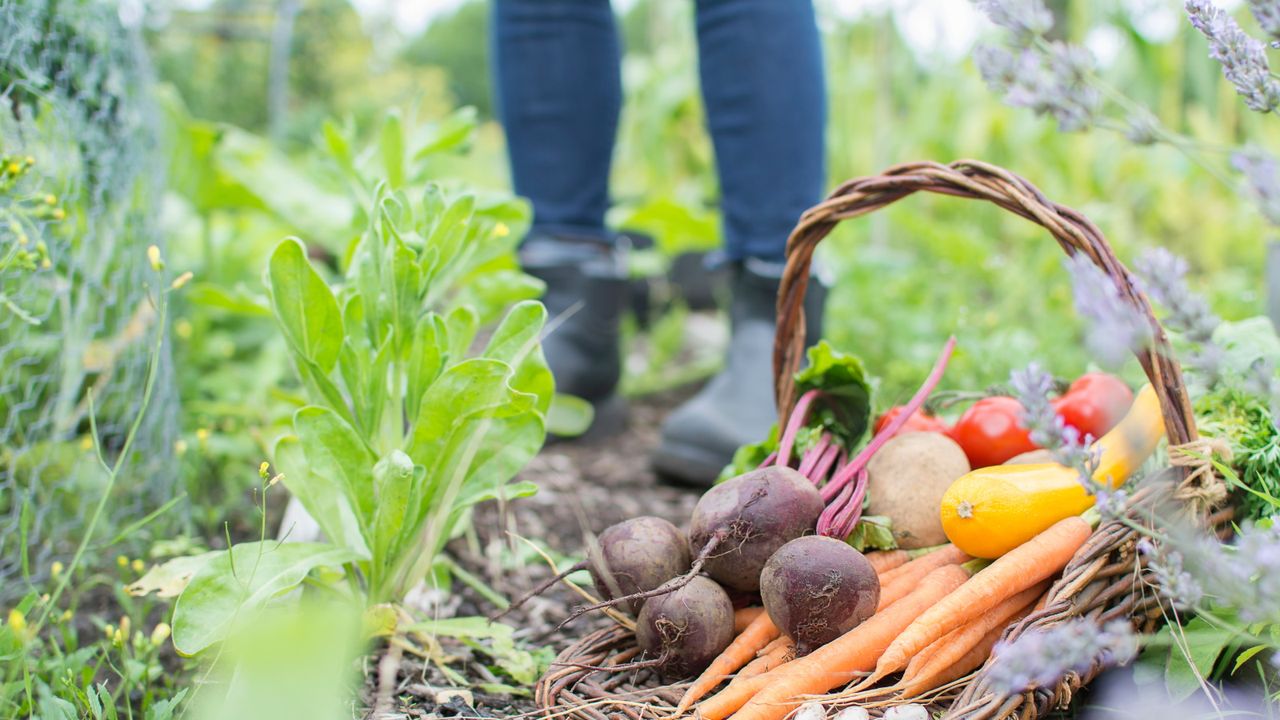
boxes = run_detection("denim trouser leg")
[696,0,827,263]
[492,0,621,244]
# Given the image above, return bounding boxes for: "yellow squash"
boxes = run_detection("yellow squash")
[939,384,1164,558]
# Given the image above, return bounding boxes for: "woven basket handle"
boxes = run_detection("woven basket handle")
[772,160,1198,449]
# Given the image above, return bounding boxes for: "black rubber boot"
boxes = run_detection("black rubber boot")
[652,258,826,486]
[520,235,628,437]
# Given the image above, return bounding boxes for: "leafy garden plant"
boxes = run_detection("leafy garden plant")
[168,185,551,655]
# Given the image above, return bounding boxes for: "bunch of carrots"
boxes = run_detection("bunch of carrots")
[667,515,1092,720]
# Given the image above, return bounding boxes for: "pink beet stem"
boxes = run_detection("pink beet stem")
[775,389,822,468]
[819,336,957,504]
[757,451,778,469]
[810,441,841,485]
[817,480,855,536]
[797,432,833,480]
[822,467,870,539]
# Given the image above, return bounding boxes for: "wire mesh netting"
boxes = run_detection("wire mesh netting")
[0,0,178,598]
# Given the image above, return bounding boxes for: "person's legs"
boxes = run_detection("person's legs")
[696,0,826,263]
[492,0,629,422]
[492,0,621,242]
[654,0,828,484]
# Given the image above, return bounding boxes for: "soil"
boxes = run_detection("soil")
[361,389,705,720]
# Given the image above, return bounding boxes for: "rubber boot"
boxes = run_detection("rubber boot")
[520,235,628,437]
[652,257,826,486]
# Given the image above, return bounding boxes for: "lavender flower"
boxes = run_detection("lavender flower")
[1186,0,1280,113]
[1247,0,1280,44]
[1220,522,1280,623]
[987,620,1138,693]
[974,0,1053,42]
[1230,148,1280,226]
[1134,248,1220,343]
[1065,254,1152,369]
[1009,363,1101,485]
[1124,112,1162,146]
[1138,539,1205,610]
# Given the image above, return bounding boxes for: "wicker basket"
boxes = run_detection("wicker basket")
[536,160,1220,720]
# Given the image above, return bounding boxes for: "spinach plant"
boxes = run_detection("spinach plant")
[169,185,550,655]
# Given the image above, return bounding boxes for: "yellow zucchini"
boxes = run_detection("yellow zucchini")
[939,384,1164,558]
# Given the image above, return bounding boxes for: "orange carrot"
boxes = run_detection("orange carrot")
[897,581,1045,696]
[697,564,970,720]
[877,544,969,587]
[722,638,793,690]
[864,549,910,575]
[734,607,766,634]
[898,623,1007,698]
[865,516,1091,686]
[875,545,970,611]
[674,611,780,713]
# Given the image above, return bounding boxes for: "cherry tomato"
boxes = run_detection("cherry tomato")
[873,406,949,436]
[1052,372,1134,440]
[947,396,1039,468]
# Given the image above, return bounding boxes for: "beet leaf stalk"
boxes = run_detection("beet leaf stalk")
[817,336,957,538]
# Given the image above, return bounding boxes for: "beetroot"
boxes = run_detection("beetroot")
[497,516,690,621]
[636,576,735,676]
[760,535,880,655]
[688,466,824,592]
[589,516,691,614]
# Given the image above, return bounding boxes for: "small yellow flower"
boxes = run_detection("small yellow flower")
[170,271,193,290]
[174,438,188,456]
[116,555,128,569]
[6,162,21,175]
[40,594,50,603]
[44,194,56,205]
[494,222,510,238]
[259,461,270,479]
[104,622,115,639]
[51,561,64,577]
[267,472,284,488]
[174,319,193,339]
[79,436,93,451]
[119,615,131,639]
[24,156,34,166]
[150,622,171,646]
[196,427,210,447]
[59,609,72,623]
[7,609,26,633]
[131,558,144,573]
[112,628,124,646]
[51,208,64,221]
[146,245,164,271]
[40,258,50,269]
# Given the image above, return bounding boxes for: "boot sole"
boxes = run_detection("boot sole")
[651,439,728,489]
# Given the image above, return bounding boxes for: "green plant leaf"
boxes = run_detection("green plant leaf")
[406,313,446,423]
[482,300,552,414]
[171,542,359,656]
[371,450,413,573]
[294,406,377,529]
[547,394,594,437]
[413,107,477,160]
[267,239,343,374]
[405,616,513,640]
[274,436,368,555]
[1160,617,1235,701]
[380,110,405,188]
[846,515,898,551]
[1233,643,1269,672]
[793,340,873,448]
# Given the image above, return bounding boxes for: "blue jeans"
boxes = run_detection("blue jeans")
[492,0,826,263]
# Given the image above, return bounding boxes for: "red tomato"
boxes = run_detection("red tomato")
[873,406,949,436]
[947,396,1039,468]
[1052,372,1134,440]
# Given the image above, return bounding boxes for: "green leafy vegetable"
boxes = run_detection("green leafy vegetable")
[793,340,873,447]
